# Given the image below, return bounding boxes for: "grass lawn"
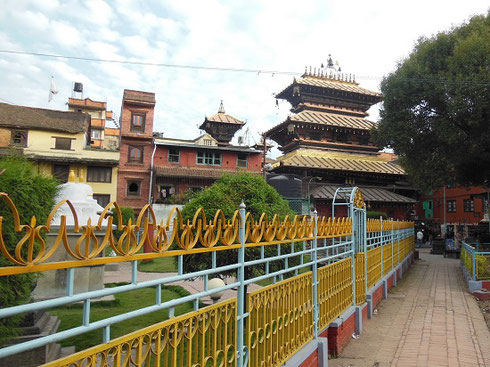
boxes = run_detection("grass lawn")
[49,283,193,352]
[138,256,177,273]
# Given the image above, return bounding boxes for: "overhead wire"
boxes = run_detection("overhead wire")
[1,49,489,86]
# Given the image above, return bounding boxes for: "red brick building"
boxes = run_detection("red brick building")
[416,186,489,224]
[152,103,262,203]
[116,90,155,211]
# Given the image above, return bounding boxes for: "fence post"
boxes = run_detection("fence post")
[380,217,384,276]
[237,202,246,367]
[351,212,356,306]
[472,247,477,281]
[364,210,368,296]
[312,210,319,339]
[391,221,394,270]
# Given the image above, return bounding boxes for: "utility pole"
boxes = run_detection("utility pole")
[262,132,267,180]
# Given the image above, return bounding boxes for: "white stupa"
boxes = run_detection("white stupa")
[51,170,108,227]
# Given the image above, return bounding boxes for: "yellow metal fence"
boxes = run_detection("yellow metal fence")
[318,258,353,330]
[44,298,237,367]
[247,271,313,367]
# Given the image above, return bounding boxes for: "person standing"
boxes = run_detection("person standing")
[416,229,423,248]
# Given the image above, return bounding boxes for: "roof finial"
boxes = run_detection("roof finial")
[218,100,225,114]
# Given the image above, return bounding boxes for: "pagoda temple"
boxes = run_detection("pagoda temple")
[267,57,416,219]
[199,101,245,146]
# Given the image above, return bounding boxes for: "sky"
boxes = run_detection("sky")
[0,0,488,156]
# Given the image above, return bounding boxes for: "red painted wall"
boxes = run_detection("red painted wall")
[416,186,487,224]
[155,146,262,170]
[154,145,262,198]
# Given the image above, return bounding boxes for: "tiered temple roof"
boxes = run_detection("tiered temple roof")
[199,101,244,145]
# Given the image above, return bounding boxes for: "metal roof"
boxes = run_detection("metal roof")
[312,184,416,203]
[275,151,405,175]
[289,110,376,130]
[296,76,382,97]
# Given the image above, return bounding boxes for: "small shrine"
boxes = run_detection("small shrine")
[199,101,245,146]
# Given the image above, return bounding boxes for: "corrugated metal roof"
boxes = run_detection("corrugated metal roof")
[277,153,405,175]
[290,110,376,130]
[311,184,416,203]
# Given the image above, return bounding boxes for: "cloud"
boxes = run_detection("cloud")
[0,0,488,159]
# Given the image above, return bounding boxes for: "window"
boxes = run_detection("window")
[131,113,146,132]
[87,166,112,183]
[358,136,370,145]
[447,200,456,213]
[91,129,102,140]
[11,130,27,147]
[93,194,110,208]
[53,164,70,183]
[159,185,176,200]
[464,199,474,212]
[128,146,143,163]
[237,153,248,168]
[127,181,141,197]
[54,137,72,150]
[197,151,221,166]
[203,139,213,146]
[168,148,180,163]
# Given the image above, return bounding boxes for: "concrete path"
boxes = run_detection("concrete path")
[334,249,490,367]
[104,261,261,304]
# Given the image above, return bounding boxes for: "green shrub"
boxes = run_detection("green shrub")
[112,206,135,240]
[180,172,297,279]
[367,211,388,219]
[0,156,58,345]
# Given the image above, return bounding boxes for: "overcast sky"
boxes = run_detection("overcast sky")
[0,1,488,154]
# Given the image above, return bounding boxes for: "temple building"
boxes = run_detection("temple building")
[267,59,416,219]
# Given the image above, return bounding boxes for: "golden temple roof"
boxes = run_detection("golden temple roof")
[296,75,382,97]
[273,149,405,176]
[289,110,376,130]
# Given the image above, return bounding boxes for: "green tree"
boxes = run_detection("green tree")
[374,12,490,190]
[0,157,58,345]
[180,172,296,279]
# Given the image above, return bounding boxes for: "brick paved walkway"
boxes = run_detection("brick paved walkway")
[334,249,490,367]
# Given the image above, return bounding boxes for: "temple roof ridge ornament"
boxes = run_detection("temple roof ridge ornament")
[218,100,225,114]
[303,54,358,85]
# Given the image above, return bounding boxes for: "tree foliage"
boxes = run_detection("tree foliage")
[374,12,490,190]
[180,172,296,279]
[0,157,58,345]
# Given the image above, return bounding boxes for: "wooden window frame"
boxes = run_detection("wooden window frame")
[447,200,456,213]
[463,199,474,212]
[127,180,141,197]
[93,194,111,208]
[168,148,180,163]
[237,153,248,168]
[53,136,74,150]
[196,151,222,166]
[130,112,146,133]
[128,145,144,163]
[11,130,28,147]
[87,166,112,183]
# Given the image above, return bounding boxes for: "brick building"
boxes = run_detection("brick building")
[416,186,489,224]
[116,90,155,211]
[153,132,262,203]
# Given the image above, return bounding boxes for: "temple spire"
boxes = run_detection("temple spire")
[218,100,225,114]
